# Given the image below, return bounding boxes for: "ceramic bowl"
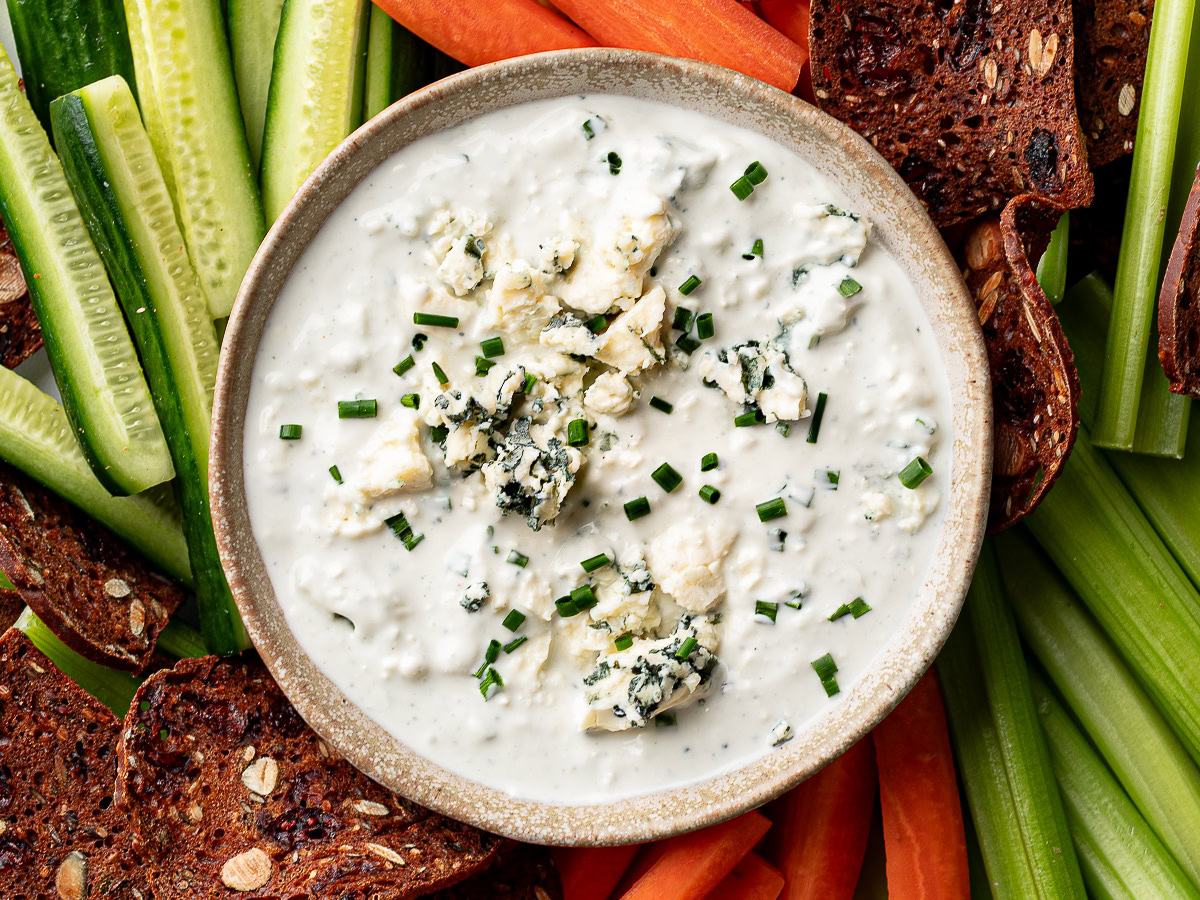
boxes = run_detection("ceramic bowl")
[210,48,992,846]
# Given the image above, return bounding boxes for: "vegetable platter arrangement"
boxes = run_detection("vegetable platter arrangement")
[0,0,1195,897]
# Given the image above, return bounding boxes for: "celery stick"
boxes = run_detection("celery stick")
[363,4,394,120]
[997,528,1200,884]
[1025,428,1200,766]
[1132,335,1190,458]
[157,619,208,659]
[1029,671,1200,900]
[937,542,1085,900]
[1036,213,1070,305]
[1092,0,1196,450]
[14,607,141,715]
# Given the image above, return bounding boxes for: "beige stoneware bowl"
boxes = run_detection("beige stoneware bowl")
[211,49,992,846]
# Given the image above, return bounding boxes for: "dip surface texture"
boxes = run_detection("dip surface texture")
[243,95,952,803]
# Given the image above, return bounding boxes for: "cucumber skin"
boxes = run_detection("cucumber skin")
[228,0,286,170]
[52,89,247,655]
[6,0,139,137]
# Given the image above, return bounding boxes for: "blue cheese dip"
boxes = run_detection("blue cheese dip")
[243,94,952,803]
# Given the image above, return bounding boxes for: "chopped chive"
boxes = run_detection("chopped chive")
[278,424,302,440]
[838,276,863,298]
[776,422,791,437]
[581,119,596,139]
[393,355,415,376]
[475,356,496,376]
[413,312,459,328]
[700,452,718,471]
[735,409,766,427]
[899,456,933,489]
[816,468,841,489]
[432,361,449,385]
[695,313,714,340]
[808,334,821,350]
[756,498,787,522]
[675,333,701,355]
[506,550,530,568]
[744,160,768,184]
[503,636,527,653]
[522,372,537,393]
[570,584,598,610]
[652,462,683,493]
[430,425,448,443]
[567,418,590,447]
[403,533,424,551]
[742,238,764,260]
[384,511,422,551]
[401,393,420,409]
[555,596,581,617]
[484,639,501,665]
[678,275,702,296]
[672,306,695,332]
[675,636,697,660]
[502,609,526,631]
[581,553,612,573]
[412,332,428,351]
[650,396,674,414]
[480,336,505,358]
[338,399,377,418]
[479,667,503,699]
[806,392,828,443]
[849,597,871,618]
[614,633,634,651]
[624,496,651,520]
[329,465,343,484]
[699,485,721,504]
[730,176,754,200]
[812,652,838,681]
[607,151,622,175]
[585,314,608,333]
[755,600,779,623]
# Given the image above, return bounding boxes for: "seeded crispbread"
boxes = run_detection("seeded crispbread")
[0,628,152,899]
[0,462,184,673]
[1158,167,1200,397]
[428,841,562,899]
[809,0,1094,227]
[0,589,20,630]
[1074,0,1153,167]
[0,220,41,369]
[961,194,1080,531]
[115,655,501,898]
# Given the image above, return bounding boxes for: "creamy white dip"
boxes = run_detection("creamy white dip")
[243,95,952,803]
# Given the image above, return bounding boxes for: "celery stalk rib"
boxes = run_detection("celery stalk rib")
[157,619,208,659]
[1092,0,1196,450]
[997,528,1200,884]
[1036,213,1070,306]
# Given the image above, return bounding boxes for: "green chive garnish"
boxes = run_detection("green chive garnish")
[776,422,791,437]
[278,424,302,440]
[401,393,420,409]
[744,161,768,184]
[480,336,505,358]
[735,409,766,427]
[650,396,674,414]
[475,356,496,376]
[807,392,828,444]
[675,636,697,660]
[506,550,529,568]
[699,485,721,504]
[503,636,528,653]
[571,584,599,610]
[567,418,590,447]
[652,462,683,493]
[700,452,718,471]
[811,653,839,694]
[672,306,695,332]
[849,597,871,618]
[607,151,622,175]
[522,372,537,393]
[624,496,651,520]
[676,334,701,355]
[329,465,343,484]
[582,119,596,139]
[614,634,634,651]
[432,361,449,385]
[756,498,787,522]
[502,609,526,631]
[696,313,714,340]
[479,667,503,699]
[838,277,863,298]
[383,512,423,551]
[555,596,581,617]
[742,238,764,260]
[678,275,702,296]
[899,457,933,489]
[393,355,415,377]
[585,314,608,333]
[817,468,841,488]
[413,312,459,328]
[430,425,448,443]
[338,399,377,418]
[412,332,428,351]
[730,176,754,200]
[581,553,611,573]
[755,600,779,623]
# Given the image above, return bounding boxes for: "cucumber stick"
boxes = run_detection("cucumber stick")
[52,77,248,656]
[123,0,265,318]
[6,0,139,137]
[0,44,173,496]
[261,0,369,223]
[228,0,286,169]
[0,365,190,582]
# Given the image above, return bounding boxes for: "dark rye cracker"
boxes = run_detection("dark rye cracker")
[0,628,152,900]
[961,194,1080,531]
[1074,0,1153,167]
[115,655,500,898]
[0,462,184,673]
[809,0,1094,227]
[1158,166,1200,397]
[0,220,41,369]
[428,842,562,900]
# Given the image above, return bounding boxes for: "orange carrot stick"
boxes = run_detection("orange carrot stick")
[547,0,806,92]
[756,0,810,48]
[609,841,669,898]
[767,738,876,900]
[872,671,970,900]
[620,810,773,900]
[371,0,596,68]
[705,853,786,900]
[551,844,639,900]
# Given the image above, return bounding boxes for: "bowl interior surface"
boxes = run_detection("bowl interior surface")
[211,48,991,845]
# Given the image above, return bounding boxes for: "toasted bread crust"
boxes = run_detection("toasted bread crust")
[1158,166,1200,397]
[0,221,40,370]
[1074,0,1153,167]
[428,841,562,899]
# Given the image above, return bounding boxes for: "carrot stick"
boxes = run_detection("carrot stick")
[551,844,639,900]
[767,738,876,900]
[872,671,970,900]
[370,0,596,68]
[756,0,810,49]
[609,842,670,897]
[548,0,806,92]
[705,853,785,900]
[620,810,773,900]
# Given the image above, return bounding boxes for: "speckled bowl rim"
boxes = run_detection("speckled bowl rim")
[211,48,992,846]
